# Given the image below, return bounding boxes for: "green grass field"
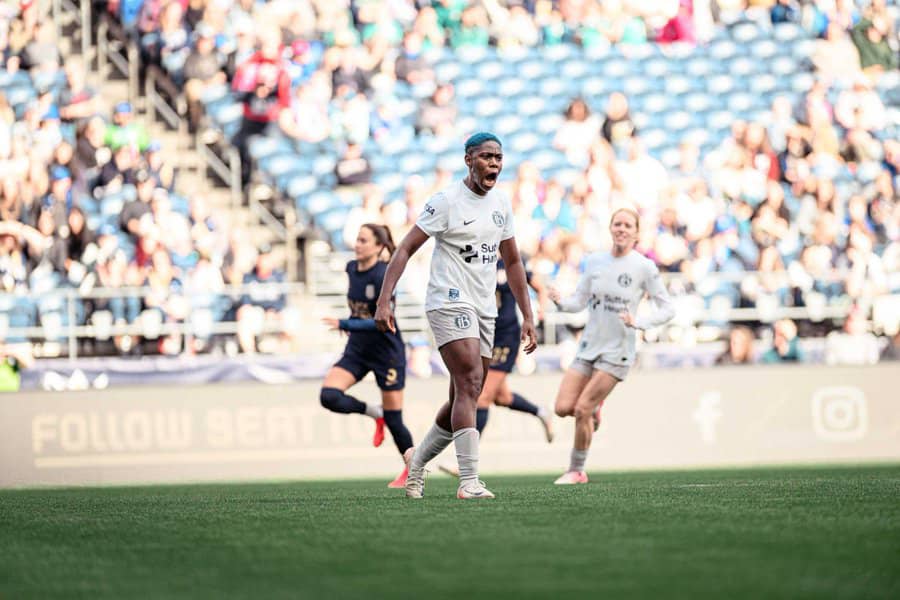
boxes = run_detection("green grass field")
[2,465,899,599]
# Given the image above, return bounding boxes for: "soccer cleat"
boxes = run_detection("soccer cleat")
[457,480,495,499]
[540,413,555,443]
[404,447,426,499]
[373,417,385,447]
[387,466,408,488]
[554,471,589,485]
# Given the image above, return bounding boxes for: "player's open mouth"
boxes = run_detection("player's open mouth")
[484,172,498,184]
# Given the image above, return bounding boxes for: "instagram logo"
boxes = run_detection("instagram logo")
[811,387,869,441]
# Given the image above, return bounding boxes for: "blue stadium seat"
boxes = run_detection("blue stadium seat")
[706,74,737,96]
[685,57,716,78]
[709,40,739,61]
[600,58,629,80]
[750,39,779,60]
[769,56,799,77]
[434,61,462,83]
[474,97,504,118]
[286,174,318,199]
[494,114,525,137]
[749,74,778,95]
[516,95,548,117]
[248,135,294,164]
[518,59,548,80]
[560,59,590,80]
[683,93,714,113]
[728,56,758,77]
[729,22,765,44]
[773,22,805,43]
[477,60,506,81]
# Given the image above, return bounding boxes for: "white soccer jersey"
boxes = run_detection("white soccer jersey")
[556,250,674,366]
[416,180,515,318]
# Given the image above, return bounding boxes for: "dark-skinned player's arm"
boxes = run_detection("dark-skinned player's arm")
[499,238,537,354]
[375,225,430,333]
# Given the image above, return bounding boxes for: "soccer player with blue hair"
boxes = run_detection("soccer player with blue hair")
[375,132,537,499]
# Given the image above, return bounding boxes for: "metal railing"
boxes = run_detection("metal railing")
[51,0,92,62]
[0,281,308,360]
[96,13,139,109]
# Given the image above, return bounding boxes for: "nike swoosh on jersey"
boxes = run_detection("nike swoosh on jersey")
[463,219,476,225]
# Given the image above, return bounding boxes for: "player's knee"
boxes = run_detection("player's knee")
[453,369,483,402]
[320,387,342,410]
[573,402,593,421]
[555,404,572,418]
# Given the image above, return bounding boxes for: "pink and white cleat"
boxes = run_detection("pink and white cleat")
[388,447,415,488]
[554,471,589,485]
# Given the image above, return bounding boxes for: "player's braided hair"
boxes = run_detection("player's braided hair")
[363,223,395,261]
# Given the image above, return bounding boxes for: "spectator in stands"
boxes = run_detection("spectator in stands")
[415,82,457,137]
[394,31,433,85]
[142,0,190,80]
[119,168,155,239]
[835,76,887,133]
[600,92,636,154]
[0,341,33,392]
[65,206,96,284]
[825,306,881,366]
[812,22,862,85]
[850,16,898,76]
[451,4,490,48]
[715,326,756,365]
[655,0,696,45]
[236,243,286,354]
[760,318,803,363]
[96,144,139,191]
[58,57,100,127]
[43,165,74,229]
[554,97,600,166]
[143,246,190,356]
[183,22,226,132]
[770,0,800,24]
[232,26,291,183]
[532,179,577,238]
[279,70,332,144]
[334,142,373,187]
[105,102,150,152]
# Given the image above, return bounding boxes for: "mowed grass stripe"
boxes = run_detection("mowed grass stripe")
[1,465,898,599]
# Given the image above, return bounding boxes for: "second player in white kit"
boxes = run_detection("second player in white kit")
[550,207,674,484]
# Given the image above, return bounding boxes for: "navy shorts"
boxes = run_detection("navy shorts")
[336,344,406,391]
[489,329,520,373]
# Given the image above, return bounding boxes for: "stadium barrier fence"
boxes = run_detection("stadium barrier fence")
[2,365,897,487]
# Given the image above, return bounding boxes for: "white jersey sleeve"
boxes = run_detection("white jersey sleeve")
[633,261,675,331]
[416,191,449,237]
[556,255,599,313]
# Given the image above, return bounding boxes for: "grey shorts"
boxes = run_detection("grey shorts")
[427,307,495,359]
[570,357,630,381]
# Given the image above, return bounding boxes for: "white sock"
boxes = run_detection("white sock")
[569,448,588,473]
[364,403,383,419]
[410,423,453,471]
[453,427,480,485]
[537,406,548,419]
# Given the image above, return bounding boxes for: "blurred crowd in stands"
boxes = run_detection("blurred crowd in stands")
[0,0,899,367]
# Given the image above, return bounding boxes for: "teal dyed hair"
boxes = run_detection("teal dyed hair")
[464,132,502,153]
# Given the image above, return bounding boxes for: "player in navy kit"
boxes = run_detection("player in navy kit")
[477,259,553,440]
[320,224,413,488]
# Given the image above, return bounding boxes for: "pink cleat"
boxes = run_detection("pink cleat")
[388,447,415,489]
[387,466,408,488]
[554,471,589,485]
[373,417,385,447]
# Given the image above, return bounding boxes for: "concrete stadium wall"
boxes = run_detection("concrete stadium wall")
[2,365,898,488]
